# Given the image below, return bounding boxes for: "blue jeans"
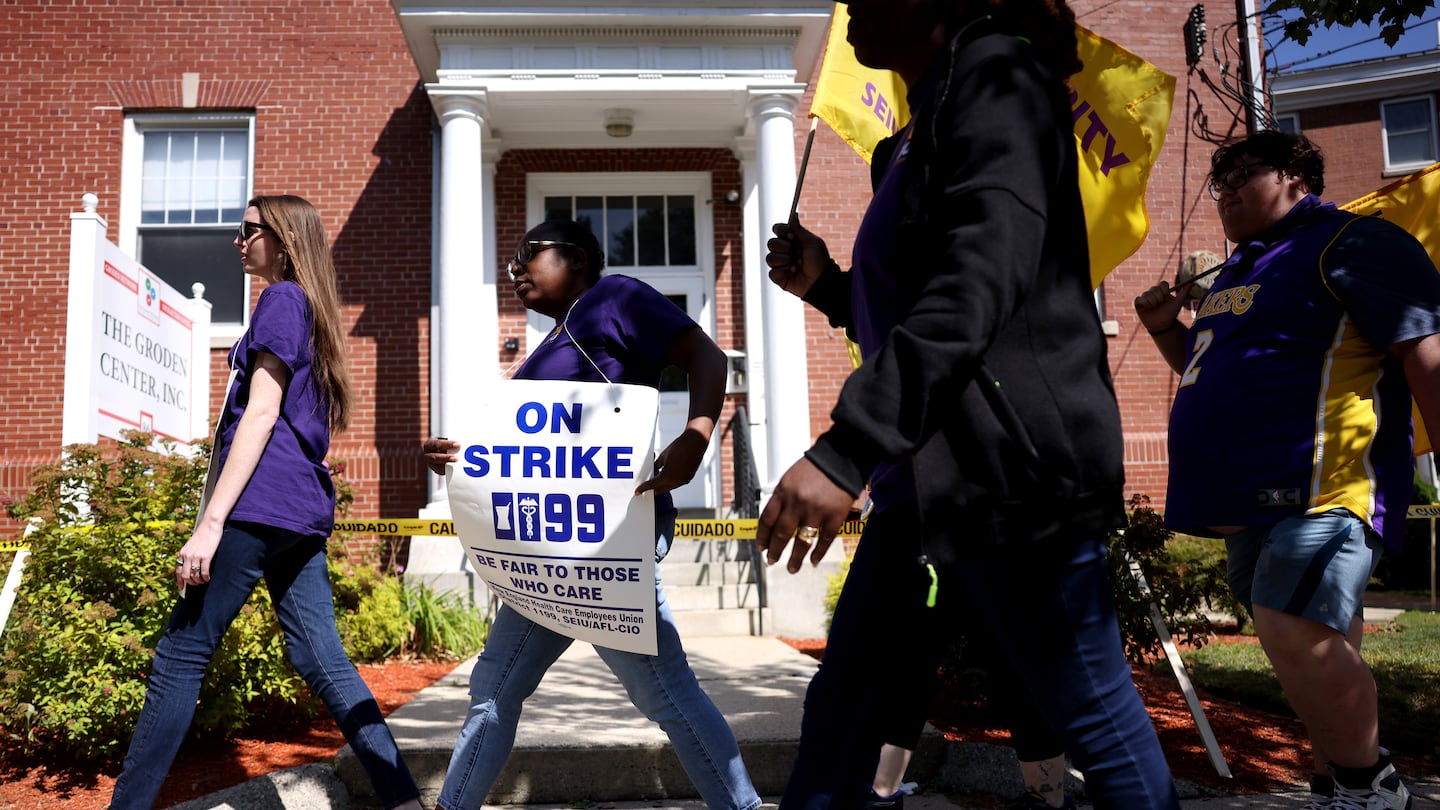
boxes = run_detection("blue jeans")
[109,522,419,810]
[781,505,1179,810]
[436,573,760,810]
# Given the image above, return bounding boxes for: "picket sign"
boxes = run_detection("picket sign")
[444,378,663,656]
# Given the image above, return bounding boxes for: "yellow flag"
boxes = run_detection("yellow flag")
[809,19,1173,289]
[1341,161,1440,455]
[1069,28,1176,288]
[809,5,910,163]
[1341,161,1440,268]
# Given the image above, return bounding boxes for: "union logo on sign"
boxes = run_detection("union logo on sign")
[138,270,161,325]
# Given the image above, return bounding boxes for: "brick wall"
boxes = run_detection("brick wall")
[0,0,433,562]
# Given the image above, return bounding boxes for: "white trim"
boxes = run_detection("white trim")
[1380,94,1439,175]
[120,112,255,347]
[523,172,715,349]
[1273,112,1300,133]
[1271,49,1440,113]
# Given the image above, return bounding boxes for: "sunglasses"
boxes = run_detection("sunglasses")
[237,219,276,242]
[507,240,577,276]
[1207,162,1272,200]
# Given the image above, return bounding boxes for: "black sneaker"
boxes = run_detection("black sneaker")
[1328,759,1412,810]
[1301,773,1335,809]
[866,790,904,810]
[1008,792,1075,809]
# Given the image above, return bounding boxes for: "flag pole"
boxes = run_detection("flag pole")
[789,118,819,222]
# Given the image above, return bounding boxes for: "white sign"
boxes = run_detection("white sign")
[446,379,660,655]
[63,202,211,447]
[93,250,197,441]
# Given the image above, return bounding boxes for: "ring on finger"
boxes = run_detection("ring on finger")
[796,526,820,542]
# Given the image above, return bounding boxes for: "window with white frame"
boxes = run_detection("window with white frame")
[1273,113,1299,134]
[1380,96,1437,173]
[122,114,255,338]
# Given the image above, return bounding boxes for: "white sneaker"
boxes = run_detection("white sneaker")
[1328,761,1412,810]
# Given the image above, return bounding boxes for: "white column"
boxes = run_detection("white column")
[413,90,497,602]
[734,138,771,486]
[749,90,810,488]
[426,91,498,512]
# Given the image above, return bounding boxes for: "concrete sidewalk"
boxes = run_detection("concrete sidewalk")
[170,631,1440,810]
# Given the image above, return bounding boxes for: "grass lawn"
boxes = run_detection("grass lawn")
[1181,611,1440,756]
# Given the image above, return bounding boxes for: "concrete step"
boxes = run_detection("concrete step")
[663,582,764,611]
[670,606,771,637]
[659,559,756,587]
[334,636,947,807]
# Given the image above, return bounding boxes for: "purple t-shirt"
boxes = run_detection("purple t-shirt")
[515,274,695,514]
[848,72,937,512]
[218,281,336,536]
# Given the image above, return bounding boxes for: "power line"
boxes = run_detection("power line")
[1267,14,1440,73]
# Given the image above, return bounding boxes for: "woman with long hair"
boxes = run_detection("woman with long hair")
[109,195,422,810]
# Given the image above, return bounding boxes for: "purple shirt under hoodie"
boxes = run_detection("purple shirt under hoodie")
[219,280,336,537]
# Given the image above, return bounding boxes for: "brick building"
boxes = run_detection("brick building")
[2,1,1422,571]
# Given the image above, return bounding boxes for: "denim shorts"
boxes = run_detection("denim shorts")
[1224,509,1382,634]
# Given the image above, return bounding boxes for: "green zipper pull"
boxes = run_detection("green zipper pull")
[920,554,938,608]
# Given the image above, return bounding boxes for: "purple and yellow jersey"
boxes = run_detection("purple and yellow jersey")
[1165,196,1440,551]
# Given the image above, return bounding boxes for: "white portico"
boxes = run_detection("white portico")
[391,2,834,606]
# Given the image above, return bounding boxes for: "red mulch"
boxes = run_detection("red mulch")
[0,658,456,810]
[778,629,1436,798]
[3,632,1435,808]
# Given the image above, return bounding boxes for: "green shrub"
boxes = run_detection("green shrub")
[0,433,403,762]
[400,577,488,660]
[330,547,409,662]
[1374,471,1438,591]
[1105,495,1238,661]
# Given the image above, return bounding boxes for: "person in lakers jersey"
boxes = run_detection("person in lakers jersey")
[1135,130,1440,810]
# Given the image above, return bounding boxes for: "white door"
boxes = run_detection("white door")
[527,175,719,513]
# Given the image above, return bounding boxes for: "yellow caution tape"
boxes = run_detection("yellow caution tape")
[332,517,869,540]
[333,518,458,537]
[21,505,1440,552]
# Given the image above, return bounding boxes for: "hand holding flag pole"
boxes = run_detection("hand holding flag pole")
[789,119,820,224]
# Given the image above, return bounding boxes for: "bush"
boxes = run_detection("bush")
[400,578,488,660]
[0,433,408,762]
[1105,495,1237,661]
[1374,471,1438,591]
[331,547,409,662]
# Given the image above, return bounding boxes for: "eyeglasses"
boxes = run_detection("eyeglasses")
[507,240,577,277]
[236,219,276,243]
[1207,162,1272,200]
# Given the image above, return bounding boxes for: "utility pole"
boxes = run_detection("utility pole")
[1234,0,1268,133]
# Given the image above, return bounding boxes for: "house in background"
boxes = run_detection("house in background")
[1270,43,1440,205]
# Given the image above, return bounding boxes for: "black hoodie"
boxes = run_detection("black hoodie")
[800,18,1127,558]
